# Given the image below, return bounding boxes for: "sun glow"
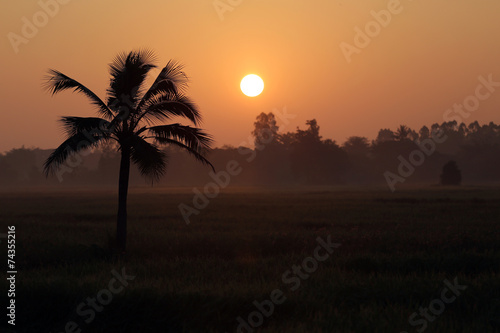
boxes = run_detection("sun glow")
[240,74,264,97]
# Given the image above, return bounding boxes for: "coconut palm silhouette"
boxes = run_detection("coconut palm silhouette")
[43,50,213,252]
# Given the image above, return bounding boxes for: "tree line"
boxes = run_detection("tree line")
[2,115,500,189]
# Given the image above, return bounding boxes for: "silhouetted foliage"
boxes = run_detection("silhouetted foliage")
[440,160,462,186]
[252,112,279,147]
[42,50,213,252]
[3,120,500,190]
[375,128,395,144]
[342,136,370,157]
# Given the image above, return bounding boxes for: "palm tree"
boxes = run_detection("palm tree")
[43,50,214,252]
[394,125,411,141]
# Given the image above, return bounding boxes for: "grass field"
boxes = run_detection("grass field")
[1,187,499,332]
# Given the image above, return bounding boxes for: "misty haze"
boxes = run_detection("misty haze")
[1,1,500,332]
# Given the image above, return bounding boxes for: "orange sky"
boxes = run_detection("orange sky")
[1,0,500,153]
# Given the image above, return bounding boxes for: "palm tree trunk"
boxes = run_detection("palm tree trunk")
[116,145,131,252]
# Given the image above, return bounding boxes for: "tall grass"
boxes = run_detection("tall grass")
[0,187,499,332]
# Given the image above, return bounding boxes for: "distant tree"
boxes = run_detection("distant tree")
[252,112,279,147]
[43,50,213,252]
[342,136,370,156]
[251,112,292,184]
[468,121,480,134]
[458,122,468,138]
[431,123,440,134]
[441,121,458,133]
[479,122,500,143]
[408,130,419,142]
[419,126,430,140]
[440,160,462,186]
[394,125,412,141]
[278,131,297,147]
[296,119,322,144]
[285,119,347,184]
[375,128,395,144]
[1,147,40,184]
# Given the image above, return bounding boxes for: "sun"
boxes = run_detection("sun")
[240,74,264,97]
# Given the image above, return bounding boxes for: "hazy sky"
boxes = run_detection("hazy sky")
[1,0,500,153]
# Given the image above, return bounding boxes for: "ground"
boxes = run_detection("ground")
[0,186,499,332]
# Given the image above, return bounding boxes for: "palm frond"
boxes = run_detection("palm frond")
[149,124,212,149]
[60,117,112,137]
[43,70,114,119]
[104,112,129,135]
[154,137,214,171]
[148,124,214,171]
[44,132,107,176]
[129,135,167,181]
[136,60,188,111]
[136,92,201,126]
[106,49,157,113]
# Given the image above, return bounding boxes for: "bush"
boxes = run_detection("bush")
[440,160,462,185]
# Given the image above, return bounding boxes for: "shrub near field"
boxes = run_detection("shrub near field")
[0,187,499,332]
